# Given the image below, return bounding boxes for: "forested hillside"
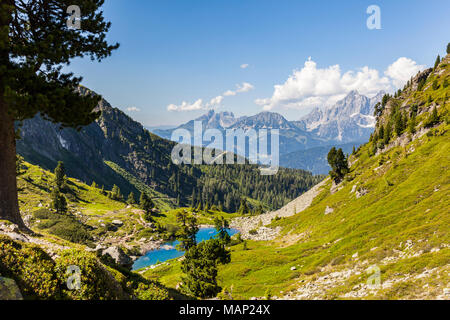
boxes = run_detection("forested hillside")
[16,87,322,213]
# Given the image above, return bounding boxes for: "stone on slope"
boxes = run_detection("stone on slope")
[0,277,23,300]
[102,246,133,269]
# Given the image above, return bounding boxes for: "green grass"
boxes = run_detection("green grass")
[17,161,244,249]
[104,161,176,211]
[143,121,450,299]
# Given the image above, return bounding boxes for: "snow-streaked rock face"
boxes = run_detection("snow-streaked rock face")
[296,90,384,143]
[156,110,325,155]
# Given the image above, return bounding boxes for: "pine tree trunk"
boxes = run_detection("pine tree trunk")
[0,97,27,229]
[0,1,26,229]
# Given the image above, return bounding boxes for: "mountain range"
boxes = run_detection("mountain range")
[15,90,321,213]
[154,90,384,173]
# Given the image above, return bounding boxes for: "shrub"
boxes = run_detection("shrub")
[54,249,128,300]
[0,235,60,299]
[431,79,439,90]
[0,236,170,300]
[50,220,92,245]
[424,106,440,128]
[34,210,93,246]
[133,282,170,300]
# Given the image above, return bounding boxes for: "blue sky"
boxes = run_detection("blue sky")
[66,0,450,126]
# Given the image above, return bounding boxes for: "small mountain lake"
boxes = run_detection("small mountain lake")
[132,227,239,270]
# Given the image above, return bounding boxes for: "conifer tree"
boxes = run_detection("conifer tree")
[238,199,249,214]
[111,185,123,201]
[394,112,405,136]
[54,161,66,190]
[425,106,439,127]
[408,114,417,134]
[378,125,384,141]
[434,55,441,70]
[16,155,25,176]
[0,0,118,228]
[327,147,349,183]
[181,239,230,298]
[140,193,154,219]
[127,192,136,205]
[214,217,231,244]
[383,122,392,145]
[176,212,198,251]
[432,79,439,90]
[51,188,67,214]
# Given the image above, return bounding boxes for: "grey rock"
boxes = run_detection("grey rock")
[111,220,124,226]
[102,246,132,269]
[0,277,23,300]
[4,232,29,243]
[356,188,368,198]
[324,206,334,215]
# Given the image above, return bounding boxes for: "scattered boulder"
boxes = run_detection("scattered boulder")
[3,232,29,243]
[356,188,368,199]
[0,222,29,243]
[0,277,23,300]
[102,246,133,269]
[85,244,106,253]
[330,181,343,194]
[111,220,124,226]
[324,206,334,215]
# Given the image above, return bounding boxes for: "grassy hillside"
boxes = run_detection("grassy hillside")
[16,161,248,248]
[143,54,450,300]
[17,91,322,213]
[3,160,258,300]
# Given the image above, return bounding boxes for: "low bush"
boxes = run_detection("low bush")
[33,209,93,246]
[0,235,60,299]
[54,249,128,300]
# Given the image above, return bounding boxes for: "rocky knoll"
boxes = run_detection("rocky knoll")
[231,178,328,240]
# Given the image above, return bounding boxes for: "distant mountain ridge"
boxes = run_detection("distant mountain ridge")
[294,90,385,143]
[155,90,384,173]
[16,90,322,212]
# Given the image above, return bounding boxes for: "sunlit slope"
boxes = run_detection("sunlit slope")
[145,54,450,300]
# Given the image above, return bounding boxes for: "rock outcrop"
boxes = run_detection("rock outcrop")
[102,246,133,269]
[0,277,23,300]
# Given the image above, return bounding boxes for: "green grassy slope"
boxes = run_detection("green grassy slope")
[17,161,246,248]
[144,109,449,300]
[143,54,450,300]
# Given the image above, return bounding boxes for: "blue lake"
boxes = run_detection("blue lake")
[132,227,239,270]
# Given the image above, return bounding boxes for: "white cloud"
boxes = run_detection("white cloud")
[208,95,224,106]
[167,99,204,112]
[385,57,425,88]
[237,82,254,93]
[240,63,249,69]
[168,82,254,112]
[223,90,236,97]
[167,95,227,112]
[126,107,141,112]
[223,82,254,96]
[256,57,423,111]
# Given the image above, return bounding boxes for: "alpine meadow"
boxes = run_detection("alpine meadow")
[0,0,449,308]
